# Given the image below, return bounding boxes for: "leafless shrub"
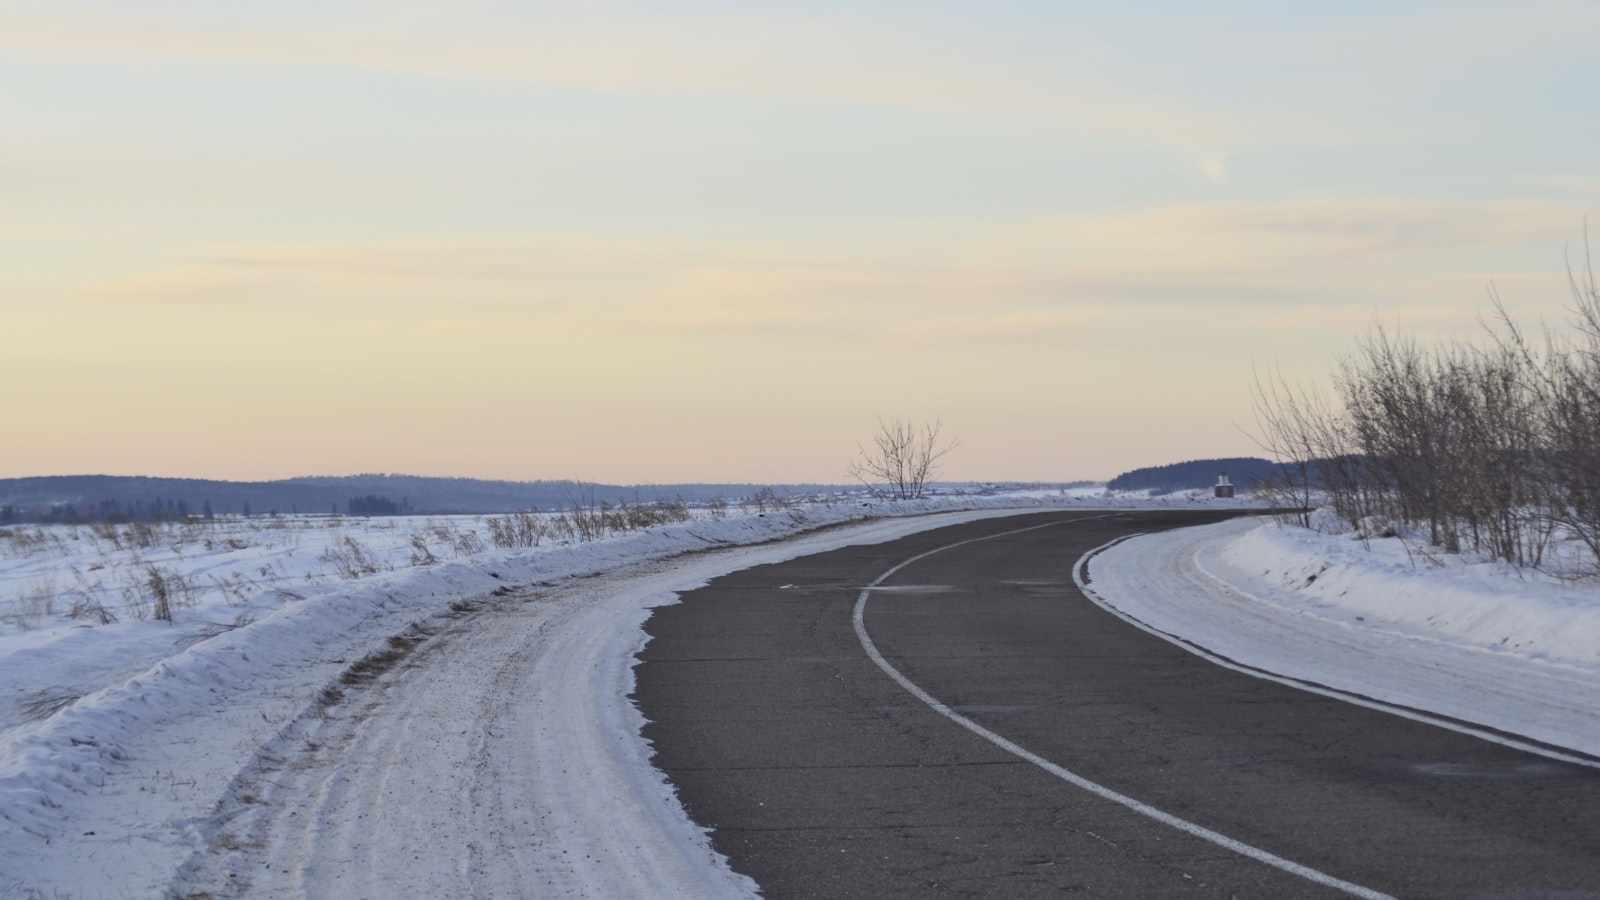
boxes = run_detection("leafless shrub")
[61,565,117,624]
[487,510,548,549]
[615,497,693,530]
[1250,367,1341,528]
[563,483,608,542]
[1252,238,1600,576]
[452,527,484,557]
[663,497,693,523]
[139,563,196,621]
[486,515,513,549]
[90,521,124,550]
[25,576,58,620]
[147,565,173,622]
[128,521,160,550]
[747,488,798,513]
[67,594,117,625]
[120,577,148,620]
[320,536,381,579]
[572,505,608,542]
[424,520,484,557]
[848,417,959,501]
[616,498,649,530]
[546,513,577,544]
[408,533,439,566]
[207,571,258,605]
[0,526,56,558]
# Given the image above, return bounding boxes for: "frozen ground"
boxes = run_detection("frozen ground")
[1,490,1596,897]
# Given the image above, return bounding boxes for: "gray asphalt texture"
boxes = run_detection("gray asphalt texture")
[634,510,1600,899]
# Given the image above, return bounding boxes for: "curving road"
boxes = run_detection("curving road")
[635,510,1600,899]
[160,510,1026,899]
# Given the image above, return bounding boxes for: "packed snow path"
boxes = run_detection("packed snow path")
[171,554,762,898]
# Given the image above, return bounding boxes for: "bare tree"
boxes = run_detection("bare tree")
[849,417,959,500]
[1249,364,1344,529]
[1497,239,1600,572]
[1247,234,1600,576]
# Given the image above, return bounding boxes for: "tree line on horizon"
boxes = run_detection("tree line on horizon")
[0,474,852,524]
[1104,457,1278,494]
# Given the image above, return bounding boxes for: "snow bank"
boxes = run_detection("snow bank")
[1219,517,1600,669]
[1089,516,1600,760]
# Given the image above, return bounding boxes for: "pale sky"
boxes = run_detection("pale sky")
[5,1,1597,484]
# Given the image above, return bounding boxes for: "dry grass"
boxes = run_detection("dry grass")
[338,633,428,687]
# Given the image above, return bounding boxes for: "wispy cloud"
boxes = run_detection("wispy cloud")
[61,194,1585,325]
[636,306,842,339]
[938,198,1585,273]
[883,310,1107,345]
[1517,174,1600,196]
[0,7,1244,147]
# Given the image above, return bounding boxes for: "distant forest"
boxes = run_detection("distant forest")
[0,474,850,524]
[1105,457,1277,494]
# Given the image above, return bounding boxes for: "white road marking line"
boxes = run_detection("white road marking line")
[851,519,1395,900]
[1076,534,1600,772]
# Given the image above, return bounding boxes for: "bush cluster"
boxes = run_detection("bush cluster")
[1257,255,1600,575]
[483,497,693,550]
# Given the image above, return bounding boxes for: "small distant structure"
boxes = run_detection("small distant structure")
[1214,472,1235,499]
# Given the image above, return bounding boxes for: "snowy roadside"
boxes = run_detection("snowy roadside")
[14,492,1589,897]
[1087,516,1600,760]
[0,491,1247,897]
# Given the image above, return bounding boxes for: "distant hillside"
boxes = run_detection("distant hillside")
[1105,457,1277,494]
[0,475,848,524]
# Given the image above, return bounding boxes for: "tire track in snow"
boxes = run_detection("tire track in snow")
[172,561,759,898]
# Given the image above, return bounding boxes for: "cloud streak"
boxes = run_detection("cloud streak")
[58,193,1585,329]
[1,6,1246,147]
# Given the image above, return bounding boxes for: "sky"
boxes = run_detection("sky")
[4,1,1598,484]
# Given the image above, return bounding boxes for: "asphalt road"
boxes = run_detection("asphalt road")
[634,510,1600,899]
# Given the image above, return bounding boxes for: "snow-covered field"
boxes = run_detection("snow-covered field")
[2,489,1596,897]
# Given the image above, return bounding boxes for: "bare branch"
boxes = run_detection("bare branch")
[848,417,959,500]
